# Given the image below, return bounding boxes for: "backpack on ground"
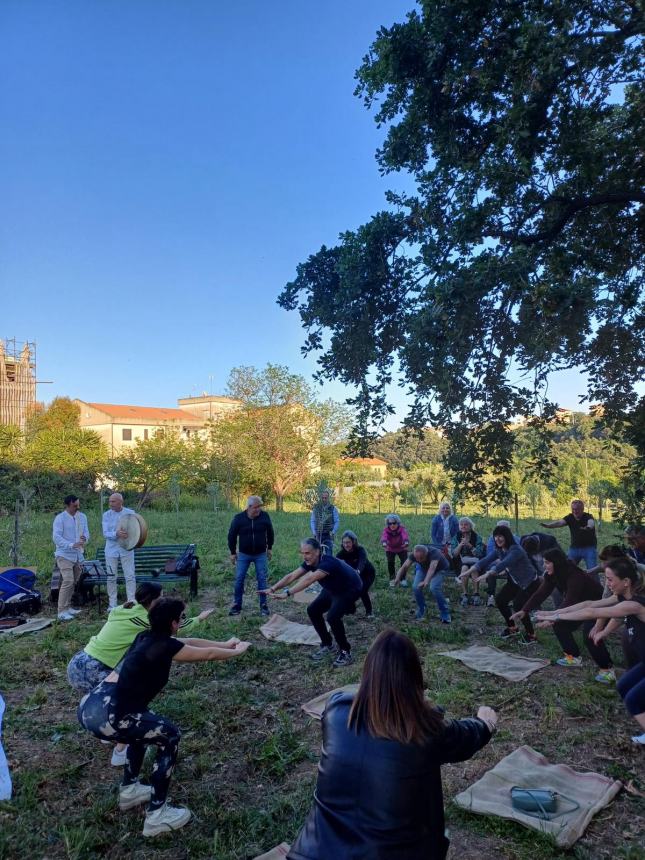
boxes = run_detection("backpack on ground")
[0,569,42,617]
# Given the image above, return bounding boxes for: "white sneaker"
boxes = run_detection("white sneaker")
[67,608,82,616]
[143,803,192,837]
[400,579,409,588]
[57,611,75,622]
[631,733,645,746]
[487,595,496,607]
[111,746,128,766]
[119,781,152,810]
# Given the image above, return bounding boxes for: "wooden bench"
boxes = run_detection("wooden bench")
[88,544,199,609]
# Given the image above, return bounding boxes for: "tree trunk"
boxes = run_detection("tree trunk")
[275,494,284,512]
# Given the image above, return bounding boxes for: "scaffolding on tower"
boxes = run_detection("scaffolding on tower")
[0,338,37,430]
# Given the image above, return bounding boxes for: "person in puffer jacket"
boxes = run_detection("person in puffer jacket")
[288,629,495,860]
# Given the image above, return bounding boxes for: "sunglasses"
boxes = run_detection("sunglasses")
[387,521,399,525]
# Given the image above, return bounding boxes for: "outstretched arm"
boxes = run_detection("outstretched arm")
[537,600,644,624]
[539,519,566,529]
[173,640,251,662]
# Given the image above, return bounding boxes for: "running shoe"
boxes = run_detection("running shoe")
[594,669,616,684]
[556,654,582,667]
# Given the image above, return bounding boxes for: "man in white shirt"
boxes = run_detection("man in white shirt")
[53,495,90,621]
[102,492,136,610]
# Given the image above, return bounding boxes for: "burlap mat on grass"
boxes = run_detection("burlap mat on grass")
[438,644,549,681]
[301,684,360,719]
[0,617,53,637]
[259,613,320,646]
[292,583,322,605]
[253,843,290,860]
[454,745,621,848]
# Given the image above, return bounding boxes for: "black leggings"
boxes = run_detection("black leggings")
[359,563,376,614]
[552,619,613,668]
[78,681,180,810]
[385,551,407,580]
[496,579,540,634]
[307,589,358,652]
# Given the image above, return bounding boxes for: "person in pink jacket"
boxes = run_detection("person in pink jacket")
[381,514,411,587]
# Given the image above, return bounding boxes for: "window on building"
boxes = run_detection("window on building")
[122,428,132,441]
[143,429,149,440]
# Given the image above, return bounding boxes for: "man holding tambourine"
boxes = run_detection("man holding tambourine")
[102,493,138,611]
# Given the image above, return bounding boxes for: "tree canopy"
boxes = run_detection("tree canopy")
[279,0,644,504]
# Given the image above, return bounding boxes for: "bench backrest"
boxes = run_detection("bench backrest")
[94,544,191,575]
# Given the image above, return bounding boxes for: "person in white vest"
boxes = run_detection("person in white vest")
[53,494,90,621]
[102,493,136,610]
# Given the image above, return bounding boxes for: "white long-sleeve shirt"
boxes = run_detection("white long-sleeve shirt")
[53,511,89,562]
[102,507,135,558]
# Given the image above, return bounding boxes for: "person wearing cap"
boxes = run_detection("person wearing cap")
[102,493,136,610]
[53,494,90,621]
[380,514,410,586]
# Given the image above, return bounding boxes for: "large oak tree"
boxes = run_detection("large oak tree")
[279,0,644,504]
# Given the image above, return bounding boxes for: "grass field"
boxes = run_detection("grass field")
[0,510,643,860]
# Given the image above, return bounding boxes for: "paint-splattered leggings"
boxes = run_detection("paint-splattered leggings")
[78,681,180,809]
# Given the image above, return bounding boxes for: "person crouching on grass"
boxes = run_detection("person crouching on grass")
[509,547,615,683]
[462,525,540,643]
[262,537,362,667]
[536,557,645,746]
[78,598,250,837]
[394,544,452,623]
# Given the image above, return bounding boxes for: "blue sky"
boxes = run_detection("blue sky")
[1,0,591,429]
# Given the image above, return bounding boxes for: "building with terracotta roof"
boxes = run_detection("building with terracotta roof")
[75,400,207,454]
[336,457,388,478]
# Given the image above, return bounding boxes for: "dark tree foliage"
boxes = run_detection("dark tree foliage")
[279,0,644,504]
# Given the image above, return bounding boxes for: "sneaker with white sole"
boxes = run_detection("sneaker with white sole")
[400,579,409,587]
[594,669,616,684]
[332,650,353,668]
[460,595,469,607]
[67,608,82,616]
[556,654,582,667]
[143,803,192,837]
[310,645,338,662]
[111,746,128,766]
[57,611,75,622]
[119,781,152,810]
[487,595,496,607]
[631,733,645,746]
[389,580,396,588]
[471,595,482,607]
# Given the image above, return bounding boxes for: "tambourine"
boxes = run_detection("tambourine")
[117,512,148,550]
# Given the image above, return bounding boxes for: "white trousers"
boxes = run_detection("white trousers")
[105,553,136,606]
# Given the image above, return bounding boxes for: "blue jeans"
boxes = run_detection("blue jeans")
[233,552,268,609]
[413,566,450,621]
[567,546,598,570]
[319,534,334,556]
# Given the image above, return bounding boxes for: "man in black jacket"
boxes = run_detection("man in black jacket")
[227,496,274,617]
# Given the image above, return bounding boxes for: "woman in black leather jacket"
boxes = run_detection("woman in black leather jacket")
[288,629,496,860]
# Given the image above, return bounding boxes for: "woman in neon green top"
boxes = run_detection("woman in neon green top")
[67,581,214,767]
[67,581,213,691]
